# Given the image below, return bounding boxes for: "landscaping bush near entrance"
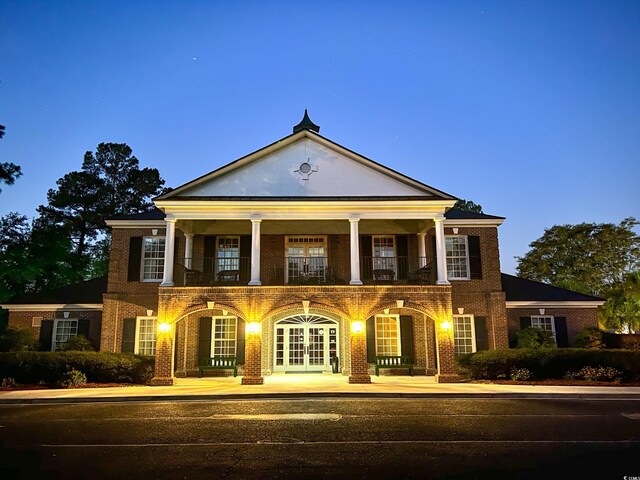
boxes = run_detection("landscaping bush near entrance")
[456,349,640,382]
[0,352,154,385]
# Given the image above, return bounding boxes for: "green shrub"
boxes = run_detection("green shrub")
[58,369,87,388]
[0,327,38,352]
[1,377,16,388]
[515,328,557,349]
[572,328,606,350]
[0,352,155,385]
[456,349,640,381]
[510,367,532,381]
[61,335,95,352]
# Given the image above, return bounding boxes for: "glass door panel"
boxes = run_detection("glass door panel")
[286,327,306,370]
[307,327,326,369]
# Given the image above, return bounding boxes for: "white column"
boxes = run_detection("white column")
[184,233,194,269]
[349,218,363,285]
[434,217,449,285]
[249,219,262,286]
[160,219,176,286]
[417,232,427,268]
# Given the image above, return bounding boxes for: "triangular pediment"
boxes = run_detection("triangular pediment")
[157,130,454,200]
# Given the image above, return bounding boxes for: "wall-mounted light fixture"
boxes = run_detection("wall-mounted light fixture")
[158,322,171,333]
[246,322,261,335]
[351,321,365,334]
[441,320,452,331]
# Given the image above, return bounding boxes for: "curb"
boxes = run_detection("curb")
[2,392,640,404]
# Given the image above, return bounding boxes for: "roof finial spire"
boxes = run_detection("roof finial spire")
[293,109,320,133]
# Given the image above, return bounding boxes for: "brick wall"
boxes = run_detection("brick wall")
[8,310,102,350]
[506,307,599,346]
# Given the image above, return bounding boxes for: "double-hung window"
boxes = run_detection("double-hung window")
[212,316,238,357]
[372,236,396,273]
[216,237,240,273]
[141,237,165,281]
[52,318,78,351]
[374,315,401,356]
[445,236,470,280]
[531,316,556,341]
[453,315,476,355]
[135,317,157,355]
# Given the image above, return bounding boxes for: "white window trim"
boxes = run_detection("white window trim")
[374,314,402,356]
[52,318,79,352]
[453,314,476,355]
[530,315,556,341]
[134,316,157,355]
[445,235,471,280]
[210,316,238,357]
[140,236,165,283]
[215,236,241,274]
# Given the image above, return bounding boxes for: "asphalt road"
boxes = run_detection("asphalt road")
[1,398,639,479]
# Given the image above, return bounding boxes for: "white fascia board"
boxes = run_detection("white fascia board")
[505,301,605,309]
[105,220,167,228]
[0,304,104,311]
[156,200,456,221]
[445,219,505,227]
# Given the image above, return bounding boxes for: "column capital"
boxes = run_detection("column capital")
[349,217,360,223]
[250,218,262,224]
[417,232,426,238]
[183,232,194,238]
[433,216,445,224]
[165,217,177,224]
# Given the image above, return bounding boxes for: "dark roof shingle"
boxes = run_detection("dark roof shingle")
[4,277,107,305]
[501,273,603,302]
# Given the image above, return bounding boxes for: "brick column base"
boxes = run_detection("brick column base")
[241,328,264,385]
[435,373,461,383]
[348,325,371,384]
[149,377,175,386]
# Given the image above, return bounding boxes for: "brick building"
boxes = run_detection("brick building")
[2,112,604,385]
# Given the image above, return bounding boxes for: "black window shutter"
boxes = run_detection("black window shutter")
[431,236,438,282]
[360,236,373,280]
[400,315,413,358]
[520,317,532,329]
[127,237,143,282]
[554,317,569,347]
[198,317,213,366]
[77,318,90,338]
[122,318,136,353]
[366,316,376,363]
[474,316,489,351]
[468,236,482,279]
[239,235,251,281]
[172,236,180,275]
[203,236,217,278]
[204,236,217,257]
[39,320,54,351]
[396,235,408,280]
[236,318,246,364]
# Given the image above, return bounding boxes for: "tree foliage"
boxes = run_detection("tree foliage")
[516,218,640,296]
[0,125,23,193]
[453,199,483,213]
[599,272,640,333]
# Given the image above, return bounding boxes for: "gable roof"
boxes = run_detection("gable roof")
[501,273,603,302]
[155,129,457,201]
[444,209,505,220]
[3,277,107,305]
[109,208,165,221]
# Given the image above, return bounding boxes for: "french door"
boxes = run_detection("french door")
[274,316,339,372]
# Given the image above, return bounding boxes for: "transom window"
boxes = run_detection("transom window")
[141,237,165,281]
[136,317,157,356]
[445,236,470,280]
[453,315,476,355]
[531,316,555,340]
[375,315,401,356]
[212,316,237,357]
[53,319,78,351]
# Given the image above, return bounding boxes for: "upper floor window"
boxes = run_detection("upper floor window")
[531,315,556,341]
[374,314,401,356]
[445,236,470,280]
[141,237,165,281]
[217,236,240,272]
[453,315,476,355]
[372,236,396,272]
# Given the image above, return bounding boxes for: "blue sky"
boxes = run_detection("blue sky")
[1,1,639,273]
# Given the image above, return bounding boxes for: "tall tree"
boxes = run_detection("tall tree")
[0,125,23,193]
[453,199,483,213]
[599,272,640,333]
[516,218,640,296]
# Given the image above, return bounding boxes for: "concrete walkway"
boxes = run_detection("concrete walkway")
[2,374,640,404]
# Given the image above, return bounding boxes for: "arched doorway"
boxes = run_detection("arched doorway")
[273,315,339,372]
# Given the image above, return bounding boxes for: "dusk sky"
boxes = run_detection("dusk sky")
[1,1,639,273]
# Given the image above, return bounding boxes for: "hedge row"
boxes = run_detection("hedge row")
[0,351,155,384]
[456,349,640,381]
